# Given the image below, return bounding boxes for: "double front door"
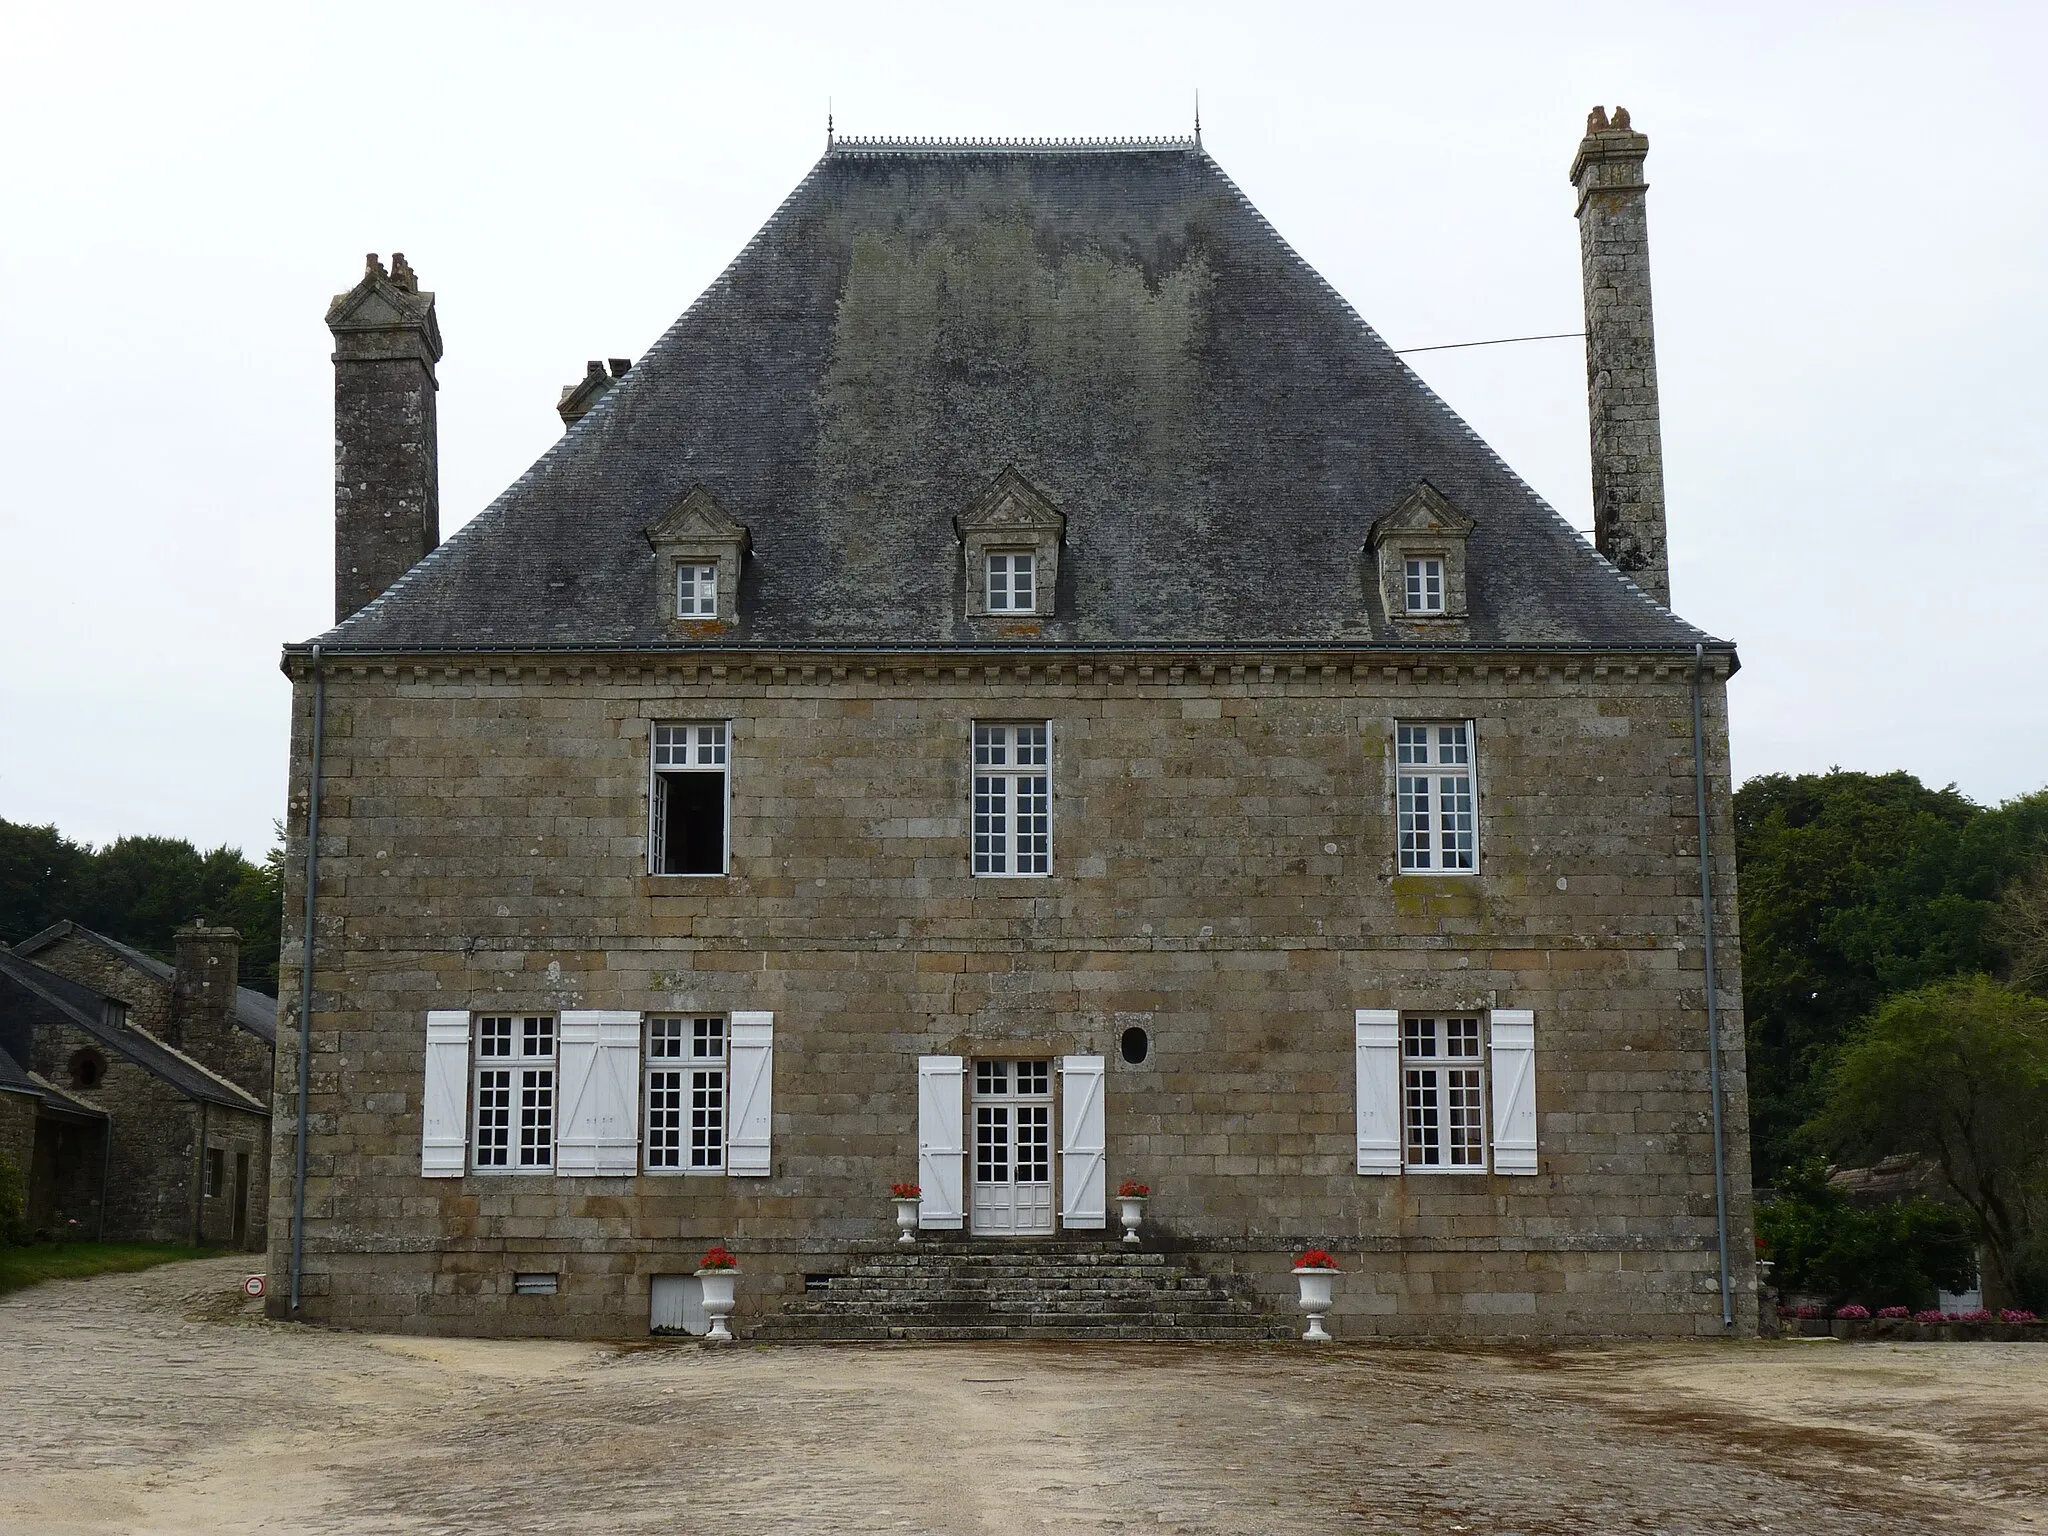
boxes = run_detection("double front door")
[970,1058,1056,1236]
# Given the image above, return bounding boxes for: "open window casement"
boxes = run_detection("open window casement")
[916,1055,965,1228]
[1354,1009,1402,1174]
[555,1011,642,1176]
[421,1011,472,1177]
[1058,1055,1107,1228]
[726,1012,774,1176]
[1489,1010,1538,1174]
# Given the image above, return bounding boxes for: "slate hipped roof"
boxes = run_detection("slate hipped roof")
[314,137,1725,655]
[13,921,277,1046]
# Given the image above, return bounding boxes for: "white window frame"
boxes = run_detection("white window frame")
[1400,1014,1487,1173]
[473,1014,557,1174]
[1404,556,1444,615]
[1396,720,1477,873]
[649,721,731,876]
[972,722,1051,877]
[985,550,1036,613]
[644,1015,727,1175]
[674,561,719,619]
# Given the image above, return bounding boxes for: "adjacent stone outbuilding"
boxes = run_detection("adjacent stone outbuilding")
[0,945,269,1247]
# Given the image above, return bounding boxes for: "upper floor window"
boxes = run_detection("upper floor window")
[973,723,1050,877]
[675,562,718,619]
[1396,722,1476,873]
[651,722,729,876]
[1402,1014,1485,1170]
[474,1014,556,1172]
[1404,557,1444,615]
[646,1015,726,1173]
[986,551,1036,613]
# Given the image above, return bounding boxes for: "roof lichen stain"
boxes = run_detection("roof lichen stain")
[813,188,1217,633]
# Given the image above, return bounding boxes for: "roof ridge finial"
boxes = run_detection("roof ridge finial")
[827,97,834,150]
[1194,89,1202,149]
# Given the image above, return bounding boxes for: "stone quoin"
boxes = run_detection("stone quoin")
[270,113,1753,1339]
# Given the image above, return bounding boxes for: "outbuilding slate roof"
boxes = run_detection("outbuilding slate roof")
[316,138,1722,656]
[0,951,264,1114]
[13,921,277,1046]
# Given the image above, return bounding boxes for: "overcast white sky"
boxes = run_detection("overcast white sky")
[1,1,2043,858]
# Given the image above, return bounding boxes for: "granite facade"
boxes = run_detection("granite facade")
[266,649,1752,1338]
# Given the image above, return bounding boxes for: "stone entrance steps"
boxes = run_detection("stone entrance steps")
[747,1239,1285,1342]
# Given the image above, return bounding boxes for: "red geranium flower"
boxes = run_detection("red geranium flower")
[1295,1249,1339,1270]
[1117,1180,1150,1198]
[890,1182,921,1199]
[698,1245,737,1271]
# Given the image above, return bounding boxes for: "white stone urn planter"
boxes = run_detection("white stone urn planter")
[696,1264,738,1343]
[1118,1195,1147,1245]
[1293,1262,1338,1342]
[892,1196,921,1247]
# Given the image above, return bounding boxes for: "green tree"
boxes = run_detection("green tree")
[1735,773,2048,1177]
[0,821,91,947]
[1811,976,2048,1308]
[1998,863,2048,997]
[0,818,283,995]
[1754,1161,1977,1309]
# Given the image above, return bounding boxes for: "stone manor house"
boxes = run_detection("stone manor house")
[270,109,1754,1337]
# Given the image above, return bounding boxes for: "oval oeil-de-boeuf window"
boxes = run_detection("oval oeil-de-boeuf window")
[1119,1026,1149,1066]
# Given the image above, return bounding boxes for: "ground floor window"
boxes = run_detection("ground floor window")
[646,1015,726,1172]
[1402,1015,1485,1169]
[474,1015,556,1171]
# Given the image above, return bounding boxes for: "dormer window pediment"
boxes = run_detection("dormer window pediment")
[957,468,1066,622]
[645,487,750,627]
[1367,482,1475,624]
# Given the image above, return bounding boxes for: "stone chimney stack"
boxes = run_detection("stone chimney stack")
[326,252,443,623]
[171,923,240,1054]
[1571,107,1670,607]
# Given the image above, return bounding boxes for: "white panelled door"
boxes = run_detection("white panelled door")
[970,1059,1056,1236]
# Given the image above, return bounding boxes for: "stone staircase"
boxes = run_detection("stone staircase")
[746,1238,1285,1342]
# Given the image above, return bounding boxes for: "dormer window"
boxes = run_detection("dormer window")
[986,551,1036,613]
[675,562,718,619]
[957,468,1066,623]
[644,487,750,630]
[1367,482,1475,628]
[1405,558,1444,615]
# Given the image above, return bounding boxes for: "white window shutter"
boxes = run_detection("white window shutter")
[1490,1009,1538,1174]
[916,1055,965,1229]
[421,1011,471,1177]
[726,1011,774,1177]
[1355,1009,1401,1175]
[1059,1054,1107,1228]
[557,1011,642,1176]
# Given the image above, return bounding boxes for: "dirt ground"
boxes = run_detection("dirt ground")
[3,1257,2043,1535]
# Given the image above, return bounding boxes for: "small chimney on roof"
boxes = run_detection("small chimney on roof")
[326,252,442,623]
[170,923,240,1053]
[557,357,631,431]
[1571,106,1670,607]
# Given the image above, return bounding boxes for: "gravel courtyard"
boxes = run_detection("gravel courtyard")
[3,1257,2043,1535]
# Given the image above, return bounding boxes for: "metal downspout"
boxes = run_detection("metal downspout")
[1692,643,1734,1328]
[289,644,325,1314]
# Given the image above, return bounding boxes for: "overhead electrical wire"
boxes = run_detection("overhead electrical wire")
[1394,331,1584,356]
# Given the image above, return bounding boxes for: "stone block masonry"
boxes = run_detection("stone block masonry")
[266,650,1752,1339]
[1574,107,1670,607]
